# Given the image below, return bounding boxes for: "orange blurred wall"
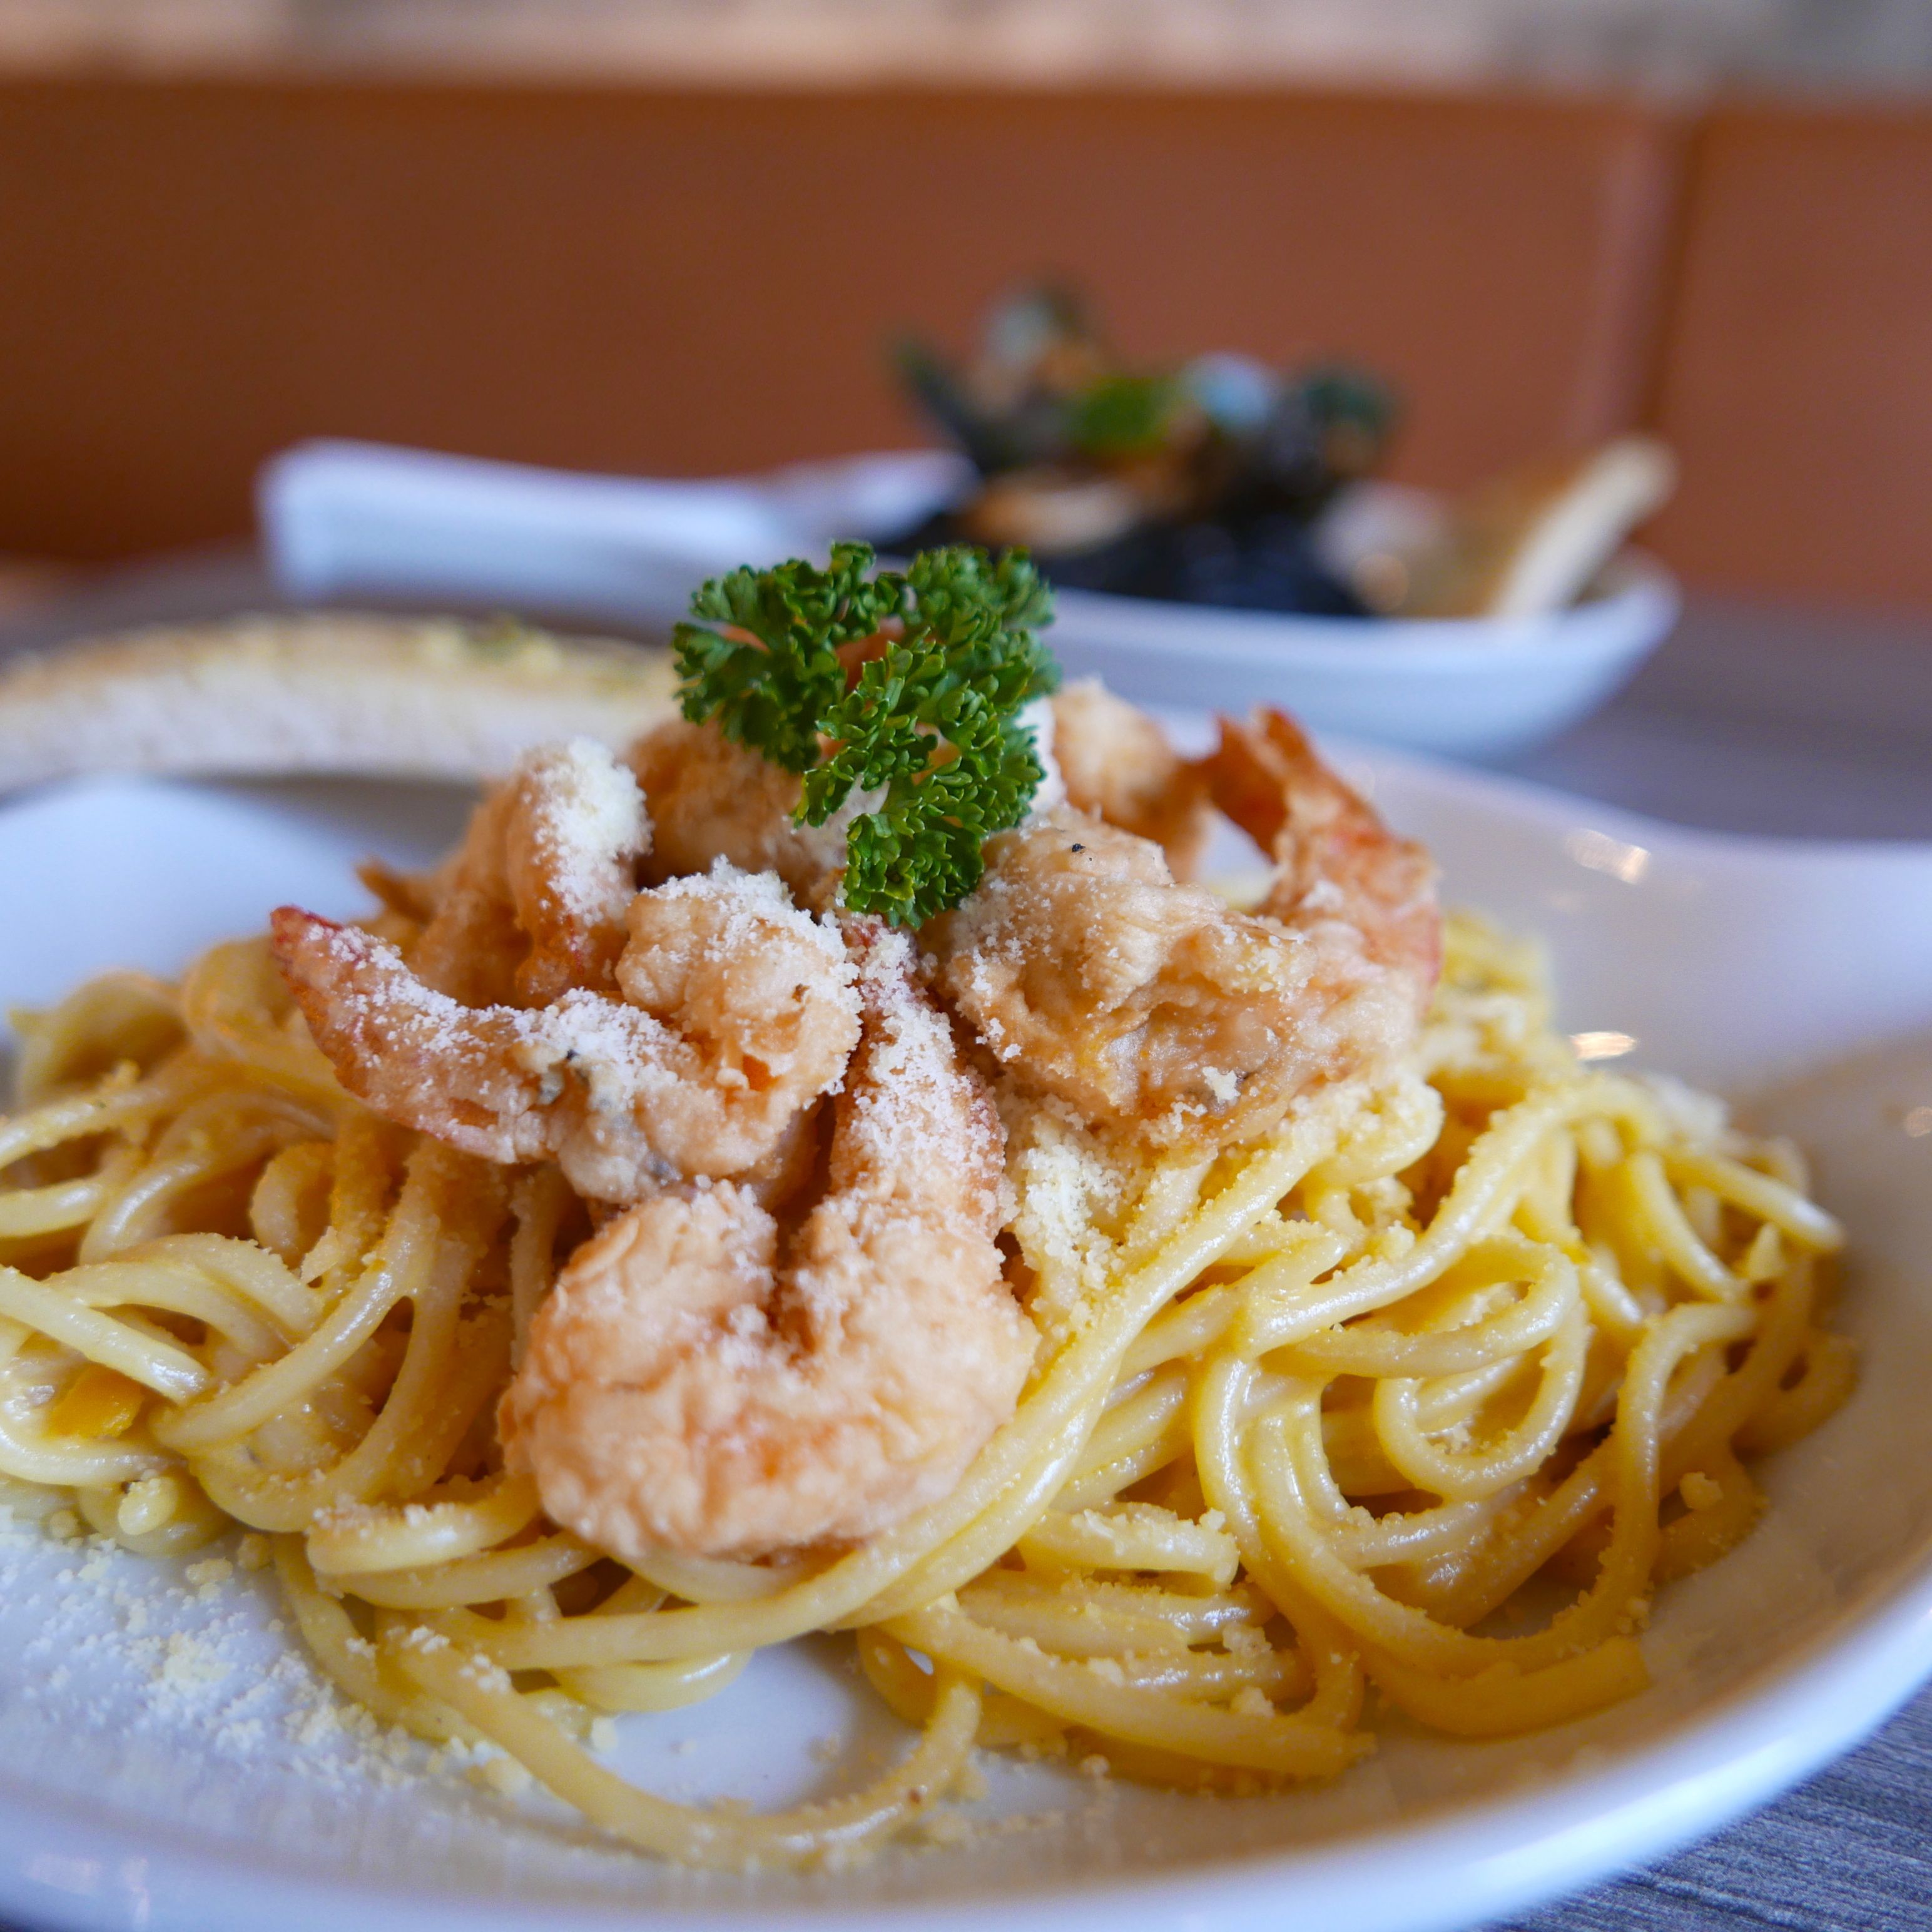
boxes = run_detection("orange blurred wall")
[0,77,1926,608]
[0,80,1677,554]
[1645,104,1932,608]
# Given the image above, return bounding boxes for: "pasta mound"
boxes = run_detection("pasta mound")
[0,911,1853,1865]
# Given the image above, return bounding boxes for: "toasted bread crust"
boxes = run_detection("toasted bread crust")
[0,613,678,793]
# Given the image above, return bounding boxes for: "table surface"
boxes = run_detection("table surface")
[3,553,1931,1932]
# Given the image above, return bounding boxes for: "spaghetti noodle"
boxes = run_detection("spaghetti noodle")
[0,899,1852,1864]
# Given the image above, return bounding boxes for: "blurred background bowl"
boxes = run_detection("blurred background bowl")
[261,440,1679,760]
[1045,550,1679,757]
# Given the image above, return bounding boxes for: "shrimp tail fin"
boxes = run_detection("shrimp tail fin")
[269,906,551,1162]
[1204,708,1441,988]
[1202,706,1372,864]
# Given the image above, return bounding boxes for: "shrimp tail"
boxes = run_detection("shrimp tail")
[268,908,552,1162]
[1204,706,1441,990]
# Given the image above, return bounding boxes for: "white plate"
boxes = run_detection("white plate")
[3,751,1932,1932]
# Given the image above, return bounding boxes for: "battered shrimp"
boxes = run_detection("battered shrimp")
[1203,705,1441,984]
[397,785,522,1005]
[411,740,651,1007]
[629,718,840,909]
[1050,679,1213,878]
[928,709,1439,1150]
[270,863,861,1202]
[500,925,1035,1561]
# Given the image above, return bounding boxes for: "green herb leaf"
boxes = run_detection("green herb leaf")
[672,542,899,773]
[673,542,1060,925]
[1065,372,1184,460]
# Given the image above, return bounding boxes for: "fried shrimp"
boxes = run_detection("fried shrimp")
[270,863,861,1202]
[411,739,651,1007]
[500,924,1034,1562]
[1050,679,1213,878]
[628,718,838,908]
[930,809,1314,1146]
[929,708,1440,1149]
[1203,704,1441,985]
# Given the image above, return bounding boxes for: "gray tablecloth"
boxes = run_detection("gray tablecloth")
[4,557,1931,1931]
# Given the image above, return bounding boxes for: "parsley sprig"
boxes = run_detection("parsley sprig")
[673,542,1060,925]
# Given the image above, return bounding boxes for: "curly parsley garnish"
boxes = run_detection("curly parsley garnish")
[672,542,1060,925]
